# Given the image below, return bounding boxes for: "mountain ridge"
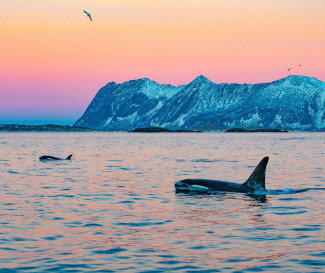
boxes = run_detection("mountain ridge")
[74,75,325,131]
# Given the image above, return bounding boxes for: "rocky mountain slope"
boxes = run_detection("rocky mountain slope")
[74,75,325,131]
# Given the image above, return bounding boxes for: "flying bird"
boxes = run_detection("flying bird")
[287,67,293,72]
[83,10,92,21]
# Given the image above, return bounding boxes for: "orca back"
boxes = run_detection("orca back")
[39,154,73,161]
[39,155,61,160]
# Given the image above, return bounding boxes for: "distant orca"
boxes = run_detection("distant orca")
[175,157,269,194]
[39,154,73,161]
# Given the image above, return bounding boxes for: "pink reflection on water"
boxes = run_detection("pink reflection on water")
[0,132,324,271]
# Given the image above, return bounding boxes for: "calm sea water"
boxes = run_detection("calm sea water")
[0,132,324,272]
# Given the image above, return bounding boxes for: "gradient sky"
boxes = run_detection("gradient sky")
[1,0,324,125]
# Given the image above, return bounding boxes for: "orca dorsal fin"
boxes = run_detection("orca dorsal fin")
[243,157,269,191]
[66,154,73,160]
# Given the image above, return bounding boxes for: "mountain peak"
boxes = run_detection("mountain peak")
[120,77,157,89]
[104,81,117,86]
[138,77,151,82]
[127,77,152,84]
[195,75,210,81]
[191,75,213,85]
[276,75,323,87]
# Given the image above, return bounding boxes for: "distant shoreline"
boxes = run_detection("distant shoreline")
[1,124,324,133]
[0,124,100,132]
[225,127,288,133]
[131,127,201,133]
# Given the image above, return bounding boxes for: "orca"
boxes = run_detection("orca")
[39,154,73,161]
[175,157,269,194]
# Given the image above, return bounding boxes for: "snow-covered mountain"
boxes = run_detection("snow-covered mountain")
[74,75,325,131]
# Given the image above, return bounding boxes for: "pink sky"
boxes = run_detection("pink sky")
[1,0,324,125]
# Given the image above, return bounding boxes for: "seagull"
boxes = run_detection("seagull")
[83,10,92,21]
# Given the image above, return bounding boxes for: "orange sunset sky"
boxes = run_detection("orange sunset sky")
[1,0,324,124]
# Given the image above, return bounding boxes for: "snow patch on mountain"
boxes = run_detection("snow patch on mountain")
[308,92,325,129]
[239,112,263,127]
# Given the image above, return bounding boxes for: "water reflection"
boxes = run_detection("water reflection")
[175,192,268,216]
[0,132,324,272]
[248,194,267,203]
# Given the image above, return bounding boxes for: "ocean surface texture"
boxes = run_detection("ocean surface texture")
[0,132,324,272]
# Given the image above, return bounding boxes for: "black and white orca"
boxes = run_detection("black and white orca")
[175,157,269,194]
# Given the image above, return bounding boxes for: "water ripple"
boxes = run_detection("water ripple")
[0,132,324,272]
[93,247,127,255]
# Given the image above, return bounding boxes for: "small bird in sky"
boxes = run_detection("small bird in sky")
[287,67,293,72]
[83,10,92,21]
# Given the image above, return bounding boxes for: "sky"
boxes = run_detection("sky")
[1,0,324,125]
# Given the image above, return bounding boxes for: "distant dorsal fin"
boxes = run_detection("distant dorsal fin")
[243,157,269,191]
[66,154,73,160]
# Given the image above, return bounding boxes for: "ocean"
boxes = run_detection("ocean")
[0,132,324,272]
